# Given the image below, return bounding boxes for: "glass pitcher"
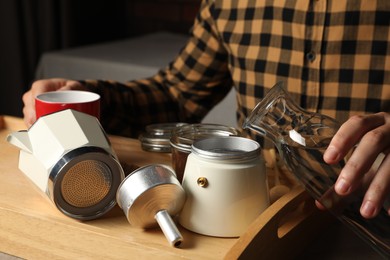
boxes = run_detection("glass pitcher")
[243,82,389,258]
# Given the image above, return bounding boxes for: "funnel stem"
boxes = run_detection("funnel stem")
[155,209,183,247]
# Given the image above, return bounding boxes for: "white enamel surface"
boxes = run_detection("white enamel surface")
[36,90,100,104]
[6,131,32,153]
[179,153,269,237]
[18,150,49,192]
[7,109,114,195]
[26,109,110,168]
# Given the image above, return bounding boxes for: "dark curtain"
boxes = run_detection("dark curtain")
[0,0,126,117]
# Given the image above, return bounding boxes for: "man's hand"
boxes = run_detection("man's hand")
[323,113,390,219]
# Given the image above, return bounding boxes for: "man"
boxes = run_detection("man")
[23,0,389,219]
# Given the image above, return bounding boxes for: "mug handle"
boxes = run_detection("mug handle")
[225,186,335,259]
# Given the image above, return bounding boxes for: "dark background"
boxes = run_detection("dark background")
[0,0,199,117]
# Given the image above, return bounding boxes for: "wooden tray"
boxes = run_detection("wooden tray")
[0,115,333,259]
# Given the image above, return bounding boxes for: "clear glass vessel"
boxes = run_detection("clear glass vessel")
[243,82,389,258]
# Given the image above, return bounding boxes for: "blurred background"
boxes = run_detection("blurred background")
[0,0,200,117]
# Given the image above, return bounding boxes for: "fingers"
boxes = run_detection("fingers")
[337,125,390,194]
[361,154,390,218]
[324,114,386,164]
[22,92,36,128]
[323,113,390,218]
[22,78,84,127]
[58,80,85,91]
[315,200,326,210]
[22,79,62,127]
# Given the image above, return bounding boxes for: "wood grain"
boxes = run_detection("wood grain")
[0,116,332,259]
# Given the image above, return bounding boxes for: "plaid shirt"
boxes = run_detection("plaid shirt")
[82,0,390,140]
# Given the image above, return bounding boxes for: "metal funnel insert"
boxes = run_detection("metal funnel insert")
[117,164,186,247]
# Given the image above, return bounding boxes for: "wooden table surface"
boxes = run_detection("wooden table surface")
[0,115,357,259]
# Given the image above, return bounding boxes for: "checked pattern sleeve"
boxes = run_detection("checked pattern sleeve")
[81,0,233,137]
[81,0,390,142]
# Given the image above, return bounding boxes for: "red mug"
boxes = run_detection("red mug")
[35,90,100,120]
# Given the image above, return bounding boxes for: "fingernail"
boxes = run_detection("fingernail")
[361,200,376,218]
[335,178,350,195]
[324,146,339,162]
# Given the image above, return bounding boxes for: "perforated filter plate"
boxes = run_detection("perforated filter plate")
[49,146,124,220]
[61,160,112,208]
